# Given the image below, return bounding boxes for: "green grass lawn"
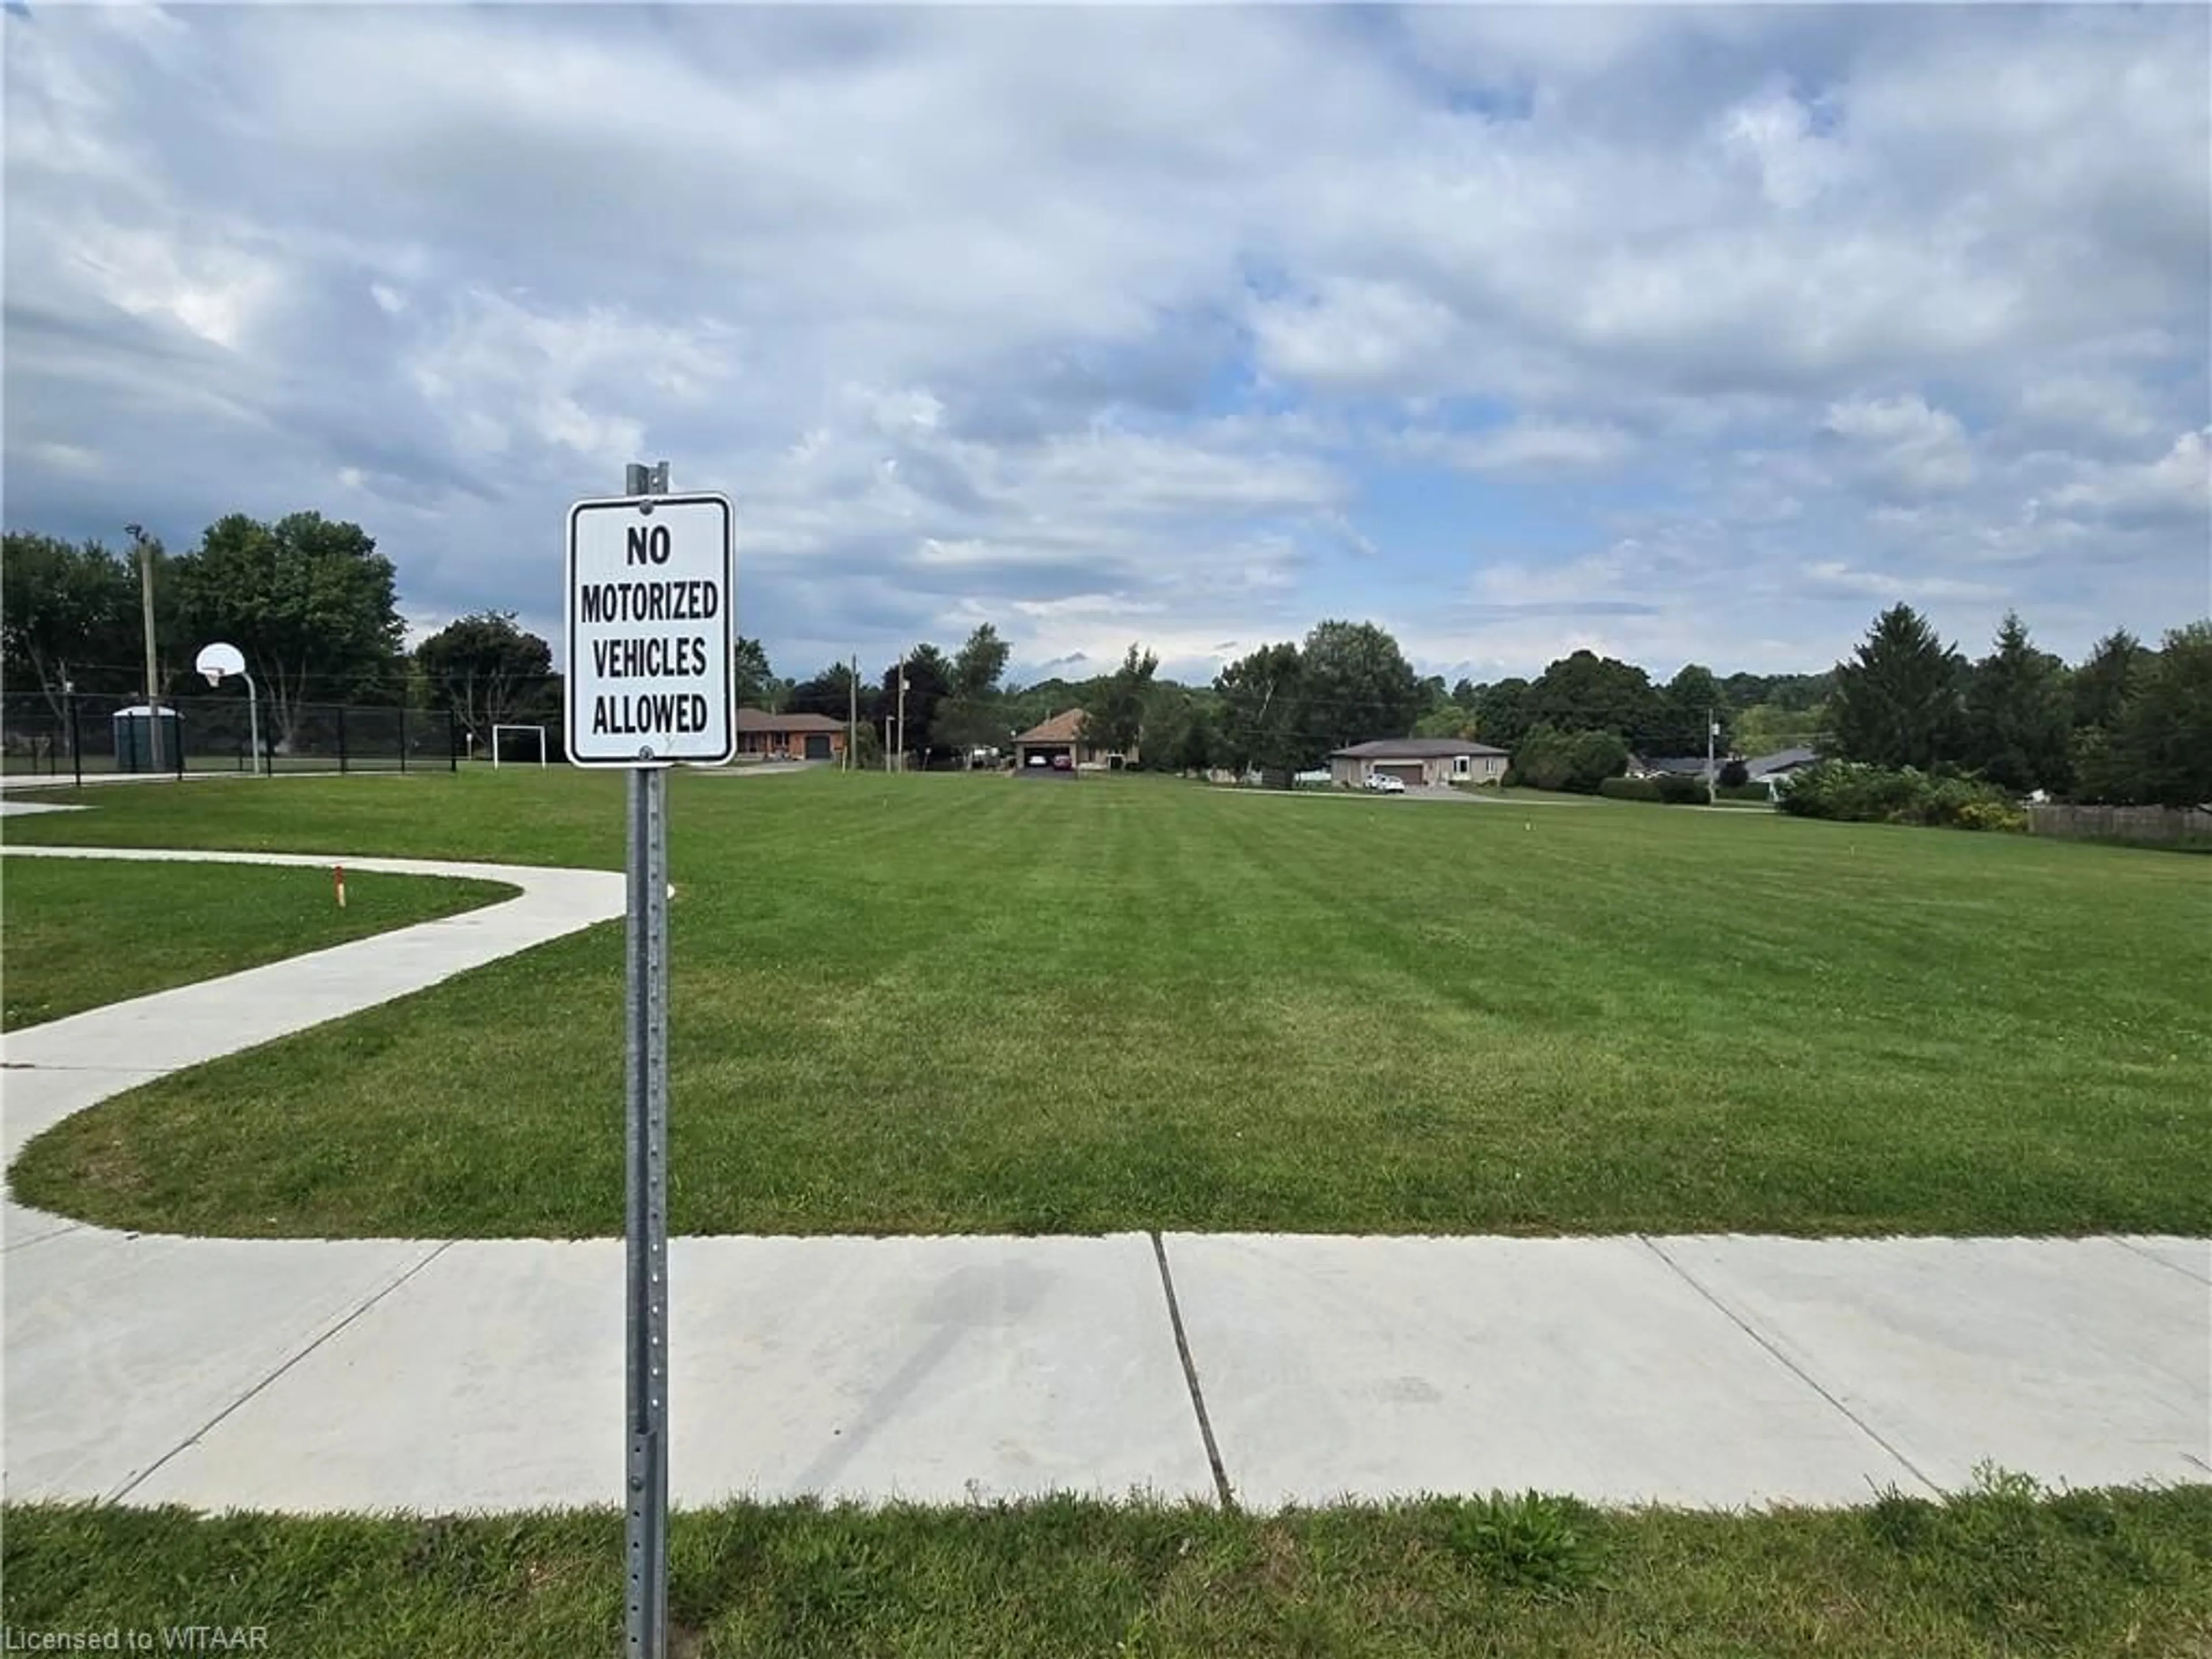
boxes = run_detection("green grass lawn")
[5,769,2207,1238]
[5,1480,2208,1657]
[1,855,516,1030]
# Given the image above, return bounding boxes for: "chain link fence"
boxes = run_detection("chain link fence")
[2,691,460,783]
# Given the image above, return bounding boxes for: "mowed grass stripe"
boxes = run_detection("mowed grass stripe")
[4,770,2206,1238]
[0,855,516,1031]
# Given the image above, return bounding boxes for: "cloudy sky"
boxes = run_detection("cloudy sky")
[6,3,2208,688]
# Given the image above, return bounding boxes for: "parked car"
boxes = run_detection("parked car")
[1363,772,1407,794]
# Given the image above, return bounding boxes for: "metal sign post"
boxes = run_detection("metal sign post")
[624,729,670,1659]
[565,461,736,1659]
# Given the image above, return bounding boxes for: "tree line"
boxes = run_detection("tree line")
[3,520,570,755]
[9,517,2202,801]
[1821,604,2210,809]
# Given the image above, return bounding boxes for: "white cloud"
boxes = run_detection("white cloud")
[28,442,100,476]
[2,3,2205,682]
[402,289,734,463]
[2047,428,2212,529]
[1819,395,1977,499]
[1406,420,1639,476]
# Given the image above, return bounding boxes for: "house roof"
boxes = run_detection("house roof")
[1331,737,1509,759]
[1013,709,1088,745]
[1746,747,1820,774]
[736,708,846,733]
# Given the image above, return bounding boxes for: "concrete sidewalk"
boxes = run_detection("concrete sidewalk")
[3,844,2206,1516]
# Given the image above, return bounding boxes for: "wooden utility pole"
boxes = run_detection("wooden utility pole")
[847,654,858,773]
[125,524,162,771]
[896,657,908,774]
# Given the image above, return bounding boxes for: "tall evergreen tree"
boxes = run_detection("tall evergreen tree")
[1963,611,2073,793]
[2103,622,2212,806]
[2070,630,2147,734]
[1827,603,1967,770]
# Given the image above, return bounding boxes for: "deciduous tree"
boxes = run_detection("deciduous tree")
[1081,643,1157,758]
[873,645,951,764]
[1297,619,1424,752]
[414,612,554,750]
[1509,723,1630,793]
[0,533,142,717]
[1523,651,1661,748]
[1646,664,1728,759]
[1473,677,1534,750]
[170,512,406,747]
[1214,642,1310,781]
[787,662,859,722]
[950,623,1012,700]
[731,637,780,711]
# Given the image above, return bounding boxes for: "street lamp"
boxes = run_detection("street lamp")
[195,641,263,776]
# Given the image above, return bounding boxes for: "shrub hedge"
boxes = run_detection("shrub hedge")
[1508,725,1631,794]
[1597,776,1713,805]
[1778,760,2027,832]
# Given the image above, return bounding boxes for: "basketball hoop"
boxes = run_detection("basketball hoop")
[192,640,263,777]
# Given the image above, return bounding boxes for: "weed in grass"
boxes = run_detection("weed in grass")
[1862,1486,1937,1553]
[1444,1491,1606,1599]
[1862,1466,2212,1653]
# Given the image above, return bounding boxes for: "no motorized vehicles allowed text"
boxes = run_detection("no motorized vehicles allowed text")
[564,493,736,767]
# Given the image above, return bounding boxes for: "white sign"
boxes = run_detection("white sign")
[565,493,736,767]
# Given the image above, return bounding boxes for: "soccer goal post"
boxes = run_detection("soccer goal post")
[491,724,548,768]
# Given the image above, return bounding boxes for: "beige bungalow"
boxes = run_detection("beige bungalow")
[1328,737,1509,789]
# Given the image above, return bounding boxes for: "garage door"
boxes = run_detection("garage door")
[1379,763,1426,785]
[804,733,833,760]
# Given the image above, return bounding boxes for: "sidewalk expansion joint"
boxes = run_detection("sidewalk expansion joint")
[1150,1232,1235,1510]
[107,1239,456,1503]
[1637,1235,1944,1499]
[2111,1236,2212,1285]
[0,1063,168,1073]
[1,1220,87,1255]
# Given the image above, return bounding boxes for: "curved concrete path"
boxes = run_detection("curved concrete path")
[2,836,2205,1517]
